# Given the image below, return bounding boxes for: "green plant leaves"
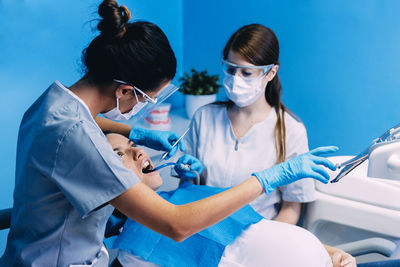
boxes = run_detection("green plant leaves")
[179,68,220,95]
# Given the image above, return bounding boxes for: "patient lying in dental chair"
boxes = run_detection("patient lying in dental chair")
[105,133,356,267]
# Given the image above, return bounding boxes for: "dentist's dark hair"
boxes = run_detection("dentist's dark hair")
[223,24,287,163]
[82,0,176,92]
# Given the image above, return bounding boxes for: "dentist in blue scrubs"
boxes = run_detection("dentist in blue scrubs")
[0,1,340,266]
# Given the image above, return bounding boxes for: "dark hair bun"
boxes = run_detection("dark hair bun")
[97,0,131,38]
[82,3,176,91]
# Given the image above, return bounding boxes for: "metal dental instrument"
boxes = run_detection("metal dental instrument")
[331,123,400,183]
[159,127,190,162]
[331,150,369,183]
[142,162,190,173]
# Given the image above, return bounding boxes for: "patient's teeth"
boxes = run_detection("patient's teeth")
[143,161,150,168]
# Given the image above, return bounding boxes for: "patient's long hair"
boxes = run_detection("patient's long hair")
[223,24,287,163]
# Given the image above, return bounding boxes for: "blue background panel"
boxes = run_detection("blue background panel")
[1,0,399,255]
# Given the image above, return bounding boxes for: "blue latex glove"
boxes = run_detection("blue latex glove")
[252,146,338,195]
[129,127,185,159]
[174,154,204,179]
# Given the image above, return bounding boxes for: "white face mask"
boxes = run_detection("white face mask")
[102,90,148,121]
[223,73,267,107]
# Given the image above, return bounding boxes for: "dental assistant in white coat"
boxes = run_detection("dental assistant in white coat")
[0,2,339,266]
[186,24,314,223]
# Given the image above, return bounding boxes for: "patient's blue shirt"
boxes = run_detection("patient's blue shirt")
[112,182,263,267]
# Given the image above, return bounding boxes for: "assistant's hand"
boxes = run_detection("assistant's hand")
[325,245,356,267]
[129,127,185,159]
[252,146,338,195]
[331,250,356,267]
[174,154,204,179]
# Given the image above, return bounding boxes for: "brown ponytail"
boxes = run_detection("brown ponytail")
[274,103,286,163]
[267,73,286,163]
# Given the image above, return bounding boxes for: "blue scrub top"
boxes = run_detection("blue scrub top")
[0,81,140,266]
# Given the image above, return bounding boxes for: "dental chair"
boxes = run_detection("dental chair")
[305,124,400,264]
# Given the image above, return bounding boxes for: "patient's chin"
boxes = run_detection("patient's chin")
[126,163,162,190]
[142,171,163,190]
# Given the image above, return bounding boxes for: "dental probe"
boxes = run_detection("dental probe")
[159,127,190,162]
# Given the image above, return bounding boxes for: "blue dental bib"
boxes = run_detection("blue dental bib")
[112,182,262,267]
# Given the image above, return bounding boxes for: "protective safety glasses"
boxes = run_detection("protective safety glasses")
[113,79,180,124]
[113,79,159,104]
[221,59,274,79]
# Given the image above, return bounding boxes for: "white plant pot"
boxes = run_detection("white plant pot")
[185,94,217,119]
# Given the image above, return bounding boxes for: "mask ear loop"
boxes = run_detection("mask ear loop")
[133,88,140,104]
[116,98,121,111]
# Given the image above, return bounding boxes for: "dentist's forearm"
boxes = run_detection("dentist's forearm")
[110,177,264,242]
[173,177,263,239]
[94,116,131,137]
[275,201,301,224]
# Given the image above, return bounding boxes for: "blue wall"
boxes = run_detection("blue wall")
[1,0,400,257]
[183,0,400,154]
[0,0,183,254]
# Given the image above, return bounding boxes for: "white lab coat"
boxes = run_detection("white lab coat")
[185,103,316,219]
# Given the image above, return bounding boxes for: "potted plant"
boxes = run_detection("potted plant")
[179,68,220,118]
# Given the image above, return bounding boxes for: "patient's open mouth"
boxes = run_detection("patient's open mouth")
[142,160,153,173]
